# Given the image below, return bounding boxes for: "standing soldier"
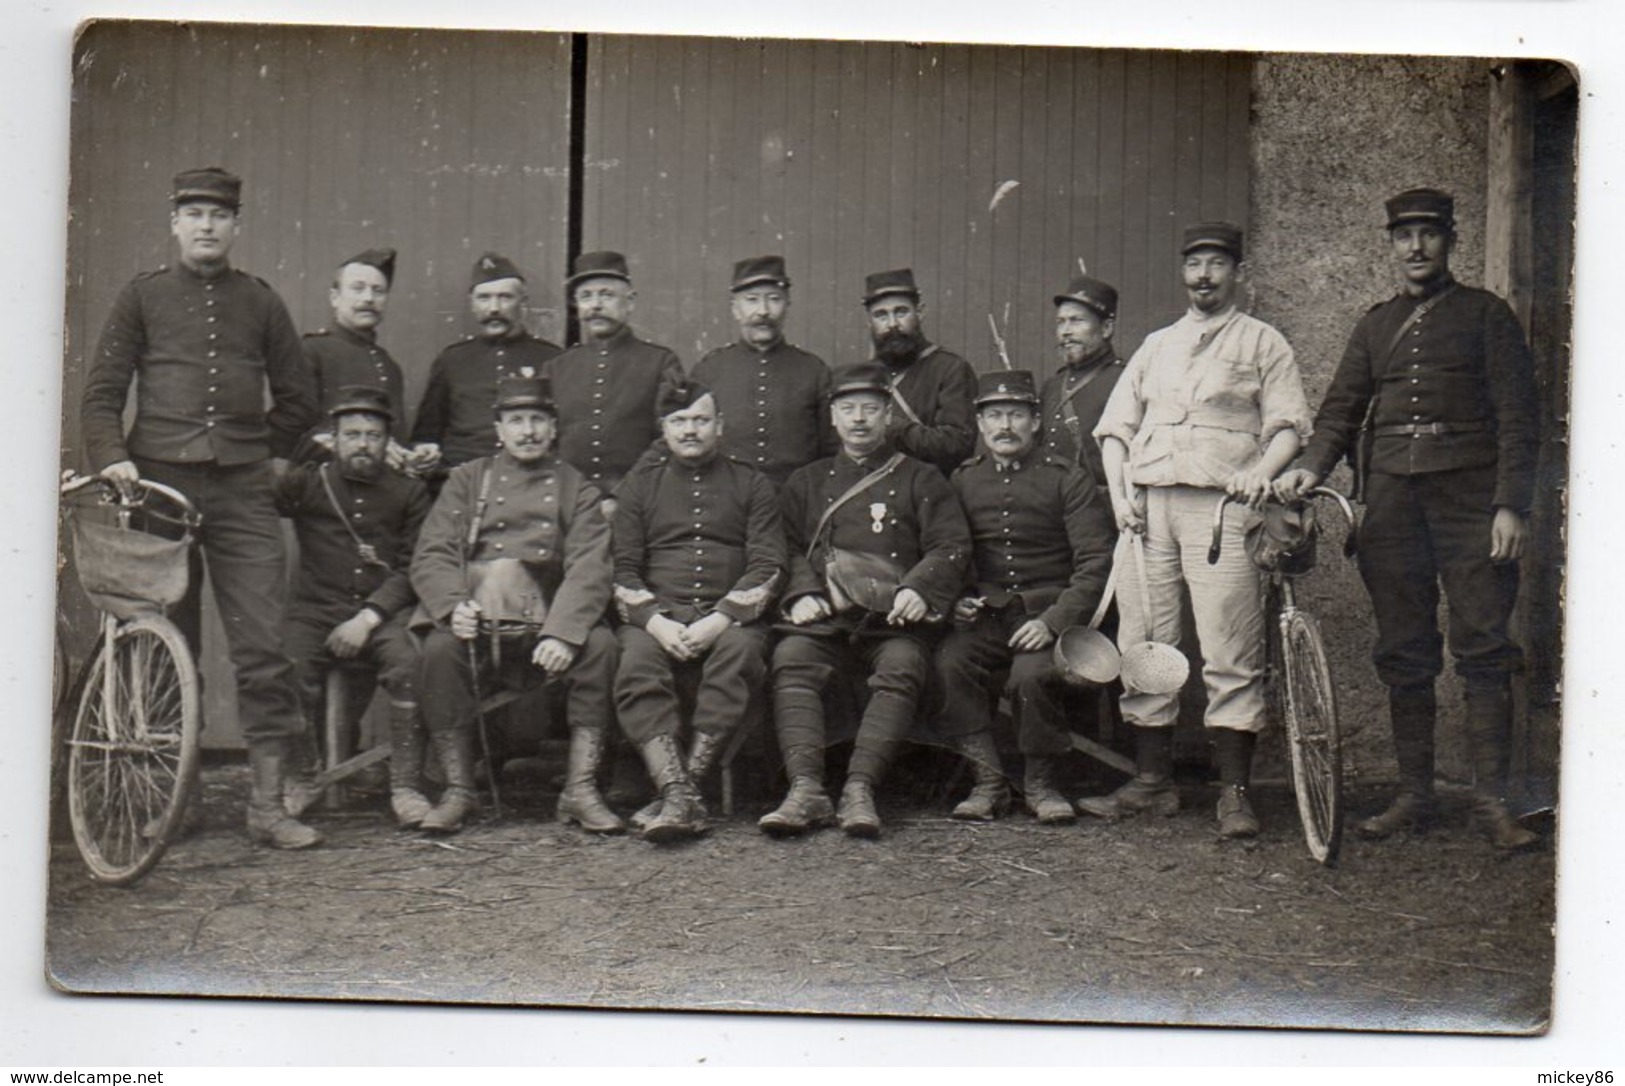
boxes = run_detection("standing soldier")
[936,371,1116,823]
[691,255,834,486]
[410,253,562,478]
[80,166,321,849]
[1276,189,1540,850]
[762,362,971,839]
[275,388,432,827]
[543,250,684,502]
[410,375,622,835]
[1080,222,1312,839]
[862,268,979,475]
[1041,275,1126,492]
[299,248,412,468]
[611,382,785,842]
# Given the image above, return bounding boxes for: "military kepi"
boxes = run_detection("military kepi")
[731,255,790,292]
[1181,221,1244,261]
[171,167,242,210]
[1054,275,1118,320]
[1385,188,1455,230]
[657,380,713,419]
[862,268,921,306]
[974,369,1041,409]
[568,250,632,290]
[471,252,524,289]
[493,375,555,414]
[829,361,893,400]
[342,247,397,286]
[328,385,395,424]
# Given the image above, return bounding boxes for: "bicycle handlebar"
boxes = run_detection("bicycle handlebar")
[60,471,201,528]
[1206,486,1356,566]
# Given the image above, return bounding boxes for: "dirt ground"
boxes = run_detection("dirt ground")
[44,745,1556,1036]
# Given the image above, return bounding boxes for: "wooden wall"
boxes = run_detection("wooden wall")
[582,37,1252,372]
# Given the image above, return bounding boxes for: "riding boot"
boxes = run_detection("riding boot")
[556,727,625,834]
[638,734,707,843]
[1213,727,1260,839]
[388,700,433,829]
[281,725,323,819]
[1076,725,1179,819]
[635,728,729,830]
[1358,683,1439,839]
[1017,754,1074,824]
[950,731,1010,821]
[420,727,479,834]
[246,740,323,850]
[758,745,835,837]
[1464,683,1539,851]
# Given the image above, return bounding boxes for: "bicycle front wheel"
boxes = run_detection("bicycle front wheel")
[66,614,201,885]
[1281,610,1343,865]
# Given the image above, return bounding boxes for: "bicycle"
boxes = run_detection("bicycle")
[1208,486,1357,865]
[59,472,203,885]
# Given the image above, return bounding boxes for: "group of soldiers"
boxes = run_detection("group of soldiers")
[76,165,1541,854]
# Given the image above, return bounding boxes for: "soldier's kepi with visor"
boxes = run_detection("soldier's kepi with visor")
[1043,273,1126,491]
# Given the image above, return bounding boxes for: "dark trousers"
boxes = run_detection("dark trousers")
[613,624,769,746]
[936,613,1072,755]
[283,613,421,728]
[1358,466,1522,692]
[133,457,303,745]
[418,624,617,736]
[771,627,932,781]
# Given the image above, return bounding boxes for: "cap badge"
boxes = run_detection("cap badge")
[482,257,496,270]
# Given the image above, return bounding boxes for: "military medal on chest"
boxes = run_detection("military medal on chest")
[869,501,887,533]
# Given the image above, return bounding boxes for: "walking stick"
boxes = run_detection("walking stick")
[466,633,504,820]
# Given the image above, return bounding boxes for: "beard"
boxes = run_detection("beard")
[873,327,925,364]
[339,451,383,481]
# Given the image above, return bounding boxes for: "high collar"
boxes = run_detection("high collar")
[839,441,896,469]
[584,325,635,351]
[481,324,532,347]
[736,333,787,355]
[331,322,378,347]
[496,448,557,472]
[1062,340,1116,375]
[990,446,1037,473]
[1404,272,1457,302]
[175,259,232,282]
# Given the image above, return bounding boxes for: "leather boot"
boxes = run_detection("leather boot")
[1076,725,1179,819]
[281,726,323,819]
[1358,683,1439,839]
[1213,728,1259,838]
[837,776,883,838]
[557,728,625,834]
[388,700,433,829]
[1464,684,1539,851]
[246,740,323,850]
[951,731,1010,821]
[1022,755,1076,824]
[758,755,835,837]
[631,729,729,830]
[639,734,707,843]
[420,728,479,834]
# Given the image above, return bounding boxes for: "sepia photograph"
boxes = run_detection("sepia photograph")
[7,0,1623,1069]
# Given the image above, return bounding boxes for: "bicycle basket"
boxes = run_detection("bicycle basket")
[71,516,190,620]
[1245,502,1318,576]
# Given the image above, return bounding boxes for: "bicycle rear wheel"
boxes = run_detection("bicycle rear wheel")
[66,614,201,885]
[1281,610,1343,865]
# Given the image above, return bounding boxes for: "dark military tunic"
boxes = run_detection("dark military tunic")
[275,461,431,711]
[82,263,318,468]
[1039,343,1125,491]
[542,327,684,496]
[80,260,318,745]
[611,451,786,745]
[936,449,1116,751]
[302,324,410,441]
[1300,277,1539,688]
[410,329,563,468]
[412,450,616,736]
[876,344,978,475]
[690,339,835,486]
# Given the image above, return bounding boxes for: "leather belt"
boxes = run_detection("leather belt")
[1373,421,1489,437]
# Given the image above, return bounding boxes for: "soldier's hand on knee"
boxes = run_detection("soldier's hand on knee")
[450,599,483,641]
[326,611,380,659]
[1490,506,1527,563]
[887,587,928,626]
[1008,618,1055,653]
[647,614,694,661]
[532,636,579,676]
[787,594,833,626]
[682,612,732,656]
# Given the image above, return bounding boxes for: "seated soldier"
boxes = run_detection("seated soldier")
[936,371,1115,823]
[762,361,971,839]
[611,381,785,842]
[275,387,433,828]
[410,375,621,835]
